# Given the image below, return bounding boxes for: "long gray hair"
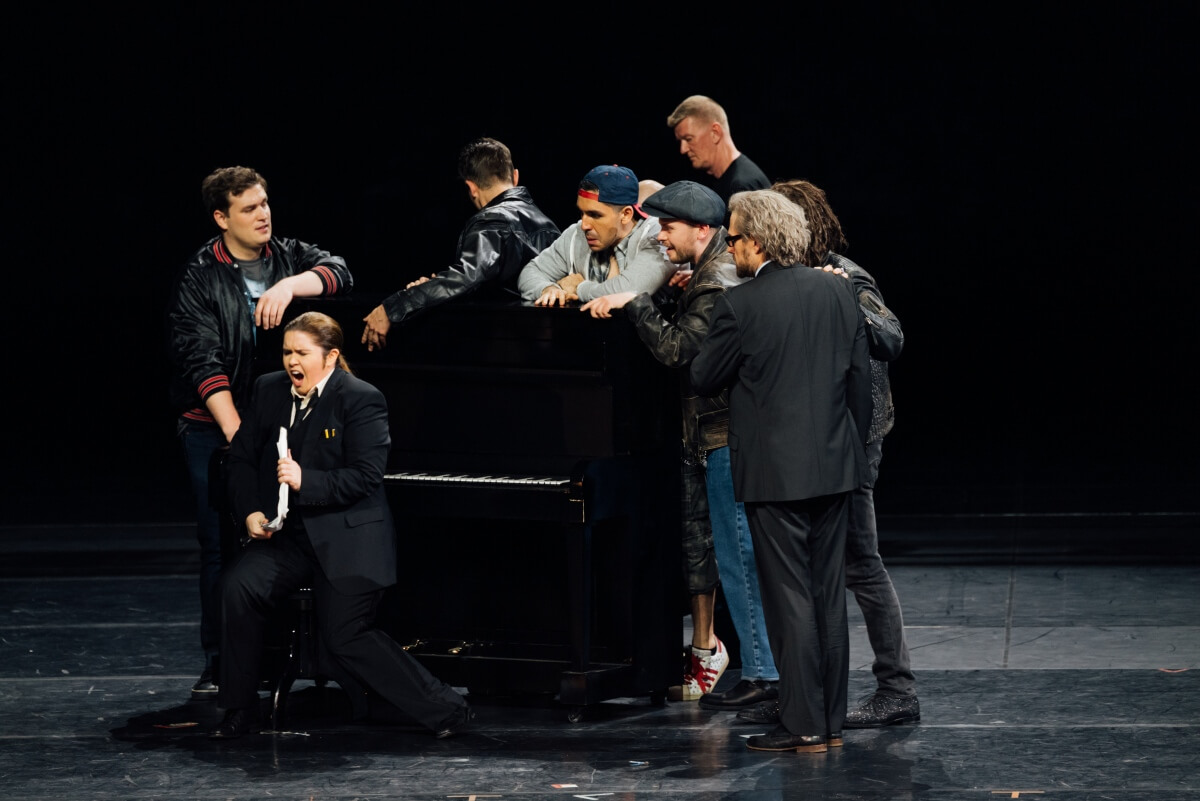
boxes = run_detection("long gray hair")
[728,190,811,266]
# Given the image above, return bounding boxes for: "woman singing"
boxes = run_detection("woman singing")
[212,311,471,739]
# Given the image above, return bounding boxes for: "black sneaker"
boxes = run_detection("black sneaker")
[209,705,261,739]
[699,678,778,709]
[191,665,218,694]
[735,700,780,725]
[434,706,474,739]
[844,693,920,728]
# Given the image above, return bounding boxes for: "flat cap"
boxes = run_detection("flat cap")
[640,181,726,227]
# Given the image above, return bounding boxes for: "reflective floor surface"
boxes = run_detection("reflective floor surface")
[2,526,1198,800]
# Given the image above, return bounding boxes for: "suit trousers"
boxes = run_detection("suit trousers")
[218,525,467,731]
[746,493,850,737]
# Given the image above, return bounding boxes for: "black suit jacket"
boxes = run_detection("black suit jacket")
[690,262,872,503]
[227,368,398,594]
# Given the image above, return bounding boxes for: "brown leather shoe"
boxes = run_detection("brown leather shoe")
[735,702,843,746]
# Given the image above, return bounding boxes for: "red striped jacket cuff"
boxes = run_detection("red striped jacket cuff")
[311,264,339,294]
[197,374,231,400]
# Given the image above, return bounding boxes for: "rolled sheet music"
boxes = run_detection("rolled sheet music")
[262,427,289,532]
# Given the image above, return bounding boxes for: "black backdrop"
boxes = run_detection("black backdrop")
[6,6,1197,525]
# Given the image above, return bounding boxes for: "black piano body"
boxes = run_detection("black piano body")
[297,296,683,716]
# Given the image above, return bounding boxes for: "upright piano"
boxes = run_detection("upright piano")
[299,296,683,718]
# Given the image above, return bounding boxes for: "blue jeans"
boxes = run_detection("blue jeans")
[846,439,915,697]
[706,446,778,681]
[180,422,226,666]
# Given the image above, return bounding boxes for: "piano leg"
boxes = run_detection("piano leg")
[566,522,592,675]
[562,521,593,722]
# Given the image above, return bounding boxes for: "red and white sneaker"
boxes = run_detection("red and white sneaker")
[668,639,728,701]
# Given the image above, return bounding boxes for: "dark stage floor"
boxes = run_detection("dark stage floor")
[1,523,1198,800]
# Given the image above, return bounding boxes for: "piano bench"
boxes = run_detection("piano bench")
[264,587,367,731]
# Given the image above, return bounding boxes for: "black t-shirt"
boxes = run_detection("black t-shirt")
[712,154,771,202]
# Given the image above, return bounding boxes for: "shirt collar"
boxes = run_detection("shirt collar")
[290,369,335,408]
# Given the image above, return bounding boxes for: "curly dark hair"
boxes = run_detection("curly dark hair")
[770,180,848,267]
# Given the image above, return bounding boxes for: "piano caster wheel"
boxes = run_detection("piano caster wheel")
[566,706,585,724]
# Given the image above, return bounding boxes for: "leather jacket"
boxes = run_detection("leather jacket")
[824,252,902,442]
[166,235,353,424]
[381,186,559,325]
[624,232,745,464]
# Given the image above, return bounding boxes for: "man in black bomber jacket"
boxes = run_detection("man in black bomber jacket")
[165,165,353,696]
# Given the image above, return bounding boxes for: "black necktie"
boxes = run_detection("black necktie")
[291,396,305,428]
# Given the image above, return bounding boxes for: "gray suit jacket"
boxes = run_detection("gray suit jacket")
[690,262,872,503]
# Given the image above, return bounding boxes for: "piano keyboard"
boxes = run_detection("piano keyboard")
[385,472,571,488]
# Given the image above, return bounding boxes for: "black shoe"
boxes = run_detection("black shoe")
[209,706,261,739]
[844,693,921,728]
[827,730,844,748]
[191,665,218,695]
[735,700,780,725]
[434,706,474,739]
[699,678,779,710]
[747,725,828,753]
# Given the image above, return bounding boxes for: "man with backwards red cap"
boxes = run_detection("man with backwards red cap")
[518,164,676,306]
[580,181,780,708]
